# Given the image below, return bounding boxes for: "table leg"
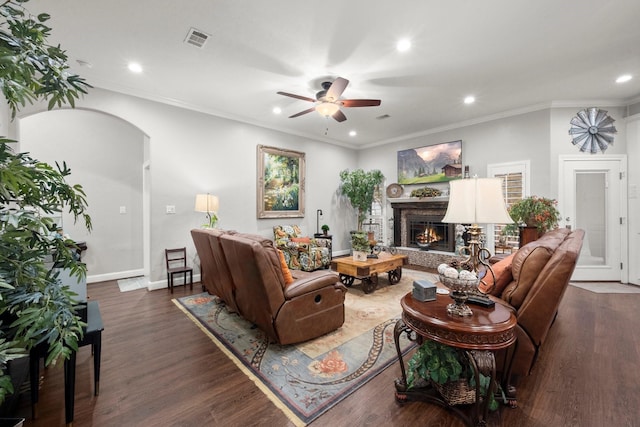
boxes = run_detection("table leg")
[29,348,39,419]
[393,319,410,390]
[466,350,497,426]
[93,332,102,396]
[64,350,77,427]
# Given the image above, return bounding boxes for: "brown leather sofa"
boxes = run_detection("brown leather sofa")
[488,228,585,402]
[191,228,346,345]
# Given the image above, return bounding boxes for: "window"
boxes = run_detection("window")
[487,161,530,250]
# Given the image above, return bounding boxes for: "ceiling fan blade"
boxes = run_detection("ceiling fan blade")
[332,110,347,122]
[277,91,315,103]
[289,107,316,118]
[341,99,381,108]
[326,77,349,102]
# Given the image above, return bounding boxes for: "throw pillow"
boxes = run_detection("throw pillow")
[478,253,515,295]
[277,249,294,285]
[290,237,311,244]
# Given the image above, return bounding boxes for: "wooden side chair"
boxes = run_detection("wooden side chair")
[165,247,193,293]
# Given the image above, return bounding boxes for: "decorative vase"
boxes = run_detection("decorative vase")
[353,251,368,262]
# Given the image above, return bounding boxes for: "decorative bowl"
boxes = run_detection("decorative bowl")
[438,274,480,317]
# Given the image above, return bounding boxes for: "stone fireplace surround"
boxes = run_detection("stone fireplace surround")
[390,198,458,269]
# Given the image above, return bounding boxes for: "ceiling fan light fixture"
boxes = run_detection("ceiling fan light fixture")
[316,102,340,117]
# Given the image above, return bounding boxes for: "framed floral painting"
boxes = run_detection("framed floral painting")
[257,145,305,218]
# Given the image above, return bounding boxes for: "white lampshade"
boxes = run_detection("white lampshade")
[316,102,340,117]
[442,177,513,225]
[194,194,219,213]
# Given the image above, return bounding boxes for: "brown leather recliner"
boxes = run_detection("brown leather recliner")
[493,228,585,402]
[190,228,239,313]
[191,229,346,345]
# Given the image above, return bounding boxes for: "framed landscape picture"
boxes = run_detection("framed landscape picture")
[397,140,462,184]
[257,145,305,218]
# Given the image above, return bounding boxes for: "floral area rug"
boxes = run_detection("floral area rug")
[172,270,437,426]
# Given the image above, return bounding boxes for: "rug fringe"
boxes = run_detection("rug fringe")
[172,299,306,427]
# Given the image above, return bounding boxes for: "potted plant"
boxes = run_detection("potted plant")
[0,0,91,406]
[504,196,560,233]
[503,196,560,247]
[350,232,370,261]
[339,169,384,231]
[321,224,330,236]
[406,340,503,411]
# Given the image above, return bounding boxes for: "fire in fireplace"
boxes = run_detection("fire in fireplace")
[390,200,456,252]
[408,215,454,251]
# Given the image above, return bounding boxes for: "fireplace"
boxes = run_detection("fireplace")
[390,200,455,252]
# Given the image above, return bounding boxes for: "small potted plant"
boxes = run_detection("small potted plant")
[321,224,330,236]
[351,232,370,261]
[406,340,503,411]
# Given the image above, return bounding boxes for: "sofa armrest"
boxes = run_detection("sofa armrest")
[284,271,345,299]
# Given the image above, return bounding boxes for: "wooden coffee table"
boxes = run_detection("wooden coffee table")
[330,253,408,293]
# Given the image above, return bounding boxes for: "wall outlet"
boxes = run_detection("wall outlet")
[119,206,126,214]
[166,205,176,214]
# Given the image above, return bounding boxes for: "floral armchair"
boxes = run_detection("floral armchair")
[273,225,332,271]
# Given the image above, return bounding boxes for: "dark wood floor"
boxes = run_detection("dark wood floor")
[15,272,640,427]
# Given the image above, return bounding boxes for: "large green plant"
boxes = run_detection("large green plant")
[338,169,384,231]
[0,0,91,404]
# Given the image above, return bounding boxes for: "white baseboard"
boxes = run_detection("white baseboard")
[147,274,201,291]
[89,270,201,292]
[88,269,145,284]
[333,249,350,256]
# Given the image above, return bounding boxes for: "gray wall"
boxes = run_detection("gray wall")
[16,88,358,284]
[358,109,551,195]
[12,88,638,286]
[20,109,145,278]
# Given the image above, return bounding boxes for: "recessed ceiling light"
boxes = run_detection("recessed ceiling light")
[272,107,282,115]
[349,130,357,137]
[396,39,411,52]
[464,96,475,104]
[128,62,143,73]
[616,74,632,83]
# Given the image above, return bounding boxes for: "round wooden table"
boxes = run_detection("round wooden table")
[394,292,517,426]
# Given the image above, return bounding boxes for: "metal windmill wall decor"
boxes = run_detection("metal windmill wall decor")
[568,107,617,154]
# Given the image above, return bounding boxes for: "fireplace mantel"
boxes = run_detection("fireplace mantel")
[390,196,449,206]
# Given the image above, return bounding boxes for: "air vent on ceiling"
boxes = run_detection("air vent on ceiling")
[184,27,210,48]
[376,114,391,120]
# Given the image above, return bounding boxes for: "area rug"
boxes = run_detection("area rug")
[173,270,437,426]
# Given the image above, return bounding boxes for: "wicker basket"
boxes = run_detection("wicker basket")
[433,379,476,405]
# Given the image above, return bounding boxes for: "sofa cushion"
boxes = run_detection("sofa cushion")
[277,249,294,285]
[478,252,515,295]
[501,244,553,308]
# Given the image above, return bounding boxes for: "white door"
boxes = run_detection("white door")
[559,156,627,282]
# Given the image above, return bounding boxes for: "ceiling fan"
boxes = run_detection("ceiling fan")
[277,77,381,122]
